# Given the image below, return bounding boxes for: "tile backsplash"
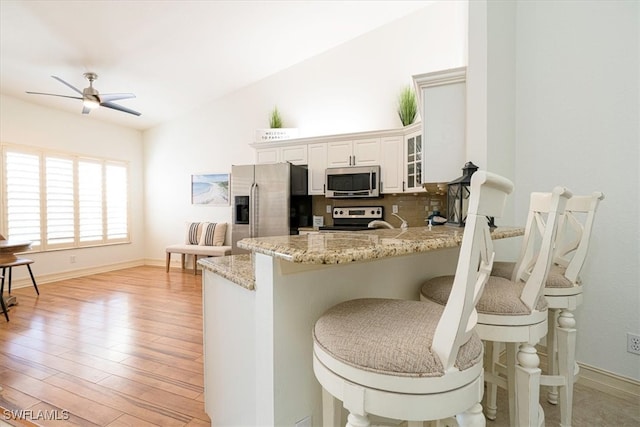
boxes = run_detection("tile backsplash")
[312,192,447,228]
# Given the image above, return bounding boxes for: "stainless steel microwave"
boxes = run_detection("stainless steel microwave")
[325,165,380,198]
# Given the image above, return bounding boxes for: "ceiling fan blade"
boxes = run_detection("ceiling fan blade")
[100,101,141,116]
[51,75,83,95]
[26,91,83,100]
[99,93,136,102]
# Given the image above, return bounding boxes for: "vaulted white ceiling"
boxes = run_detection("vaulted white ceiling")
[0,0,432,131]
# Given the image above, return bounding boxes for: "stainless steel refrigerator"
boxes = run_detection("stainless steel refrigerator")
[231,163,311,253]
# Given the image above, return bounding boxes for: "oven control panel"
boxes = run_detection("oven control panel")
[332,206,383,220]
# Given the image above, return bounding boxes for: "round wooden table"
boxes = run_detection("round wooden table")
[0,239,33,320]
[0,239,32,263]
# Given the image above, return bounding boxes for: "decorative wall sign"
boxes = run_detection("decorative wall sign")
[191,173,230,205]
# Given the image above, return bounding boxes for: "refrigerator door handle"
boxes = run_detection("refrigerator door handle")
[251,182,259,237]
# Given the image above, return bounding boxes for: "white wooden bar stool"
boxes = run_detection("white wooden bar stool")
[421,186,571,427]
[491,191,604,427]
[313,171,513,427]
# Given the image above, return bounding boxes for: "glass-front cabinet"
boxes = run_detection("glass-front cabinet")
[405,130,424,192]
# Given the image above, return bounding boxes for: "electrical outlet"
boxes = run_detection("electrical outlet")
[70,255,76,263]
[627,333,640,355]
[326,205,332,214]
[392,205,398,214]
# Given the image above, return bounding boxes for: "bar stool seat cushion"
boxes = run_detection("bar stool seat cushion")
[313,298,483,377]
[492,261,575,289]
[422,275,547,316]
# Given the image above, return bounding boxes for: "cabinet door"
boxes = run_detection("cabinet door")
[308,143,327,195]
[380,136,403,194]
[420,80,465,183]
[327,141,353,167]
[256,147,279,164]
[405,131,425,192]
[352,138,380,166]
[281,145,308,165]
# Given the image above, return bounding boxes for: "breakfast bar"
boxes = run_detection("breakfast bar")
[199,226,522,426]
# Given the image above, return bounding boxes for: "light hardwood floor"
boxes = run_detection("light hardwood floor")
[0,266,638,426]
[0,266,207,426]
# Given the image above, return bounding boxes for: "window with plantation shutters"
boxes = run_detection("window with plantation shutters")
[1,144,130,250]
[4,151,41,246]
[46,156,75,246]
[79,160,103,242]
[106,164,128,240]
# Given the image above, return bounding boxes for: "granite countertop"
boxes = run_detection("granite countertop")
[200,226,523,291]
[198,254,255,290]
[237,225,523,264]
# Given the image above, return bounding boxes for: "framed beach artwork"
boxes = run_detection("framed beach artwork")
[191,173,230,205]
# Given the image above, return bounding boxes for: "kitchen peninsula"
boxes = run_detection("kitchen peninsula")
[199,226,523,426]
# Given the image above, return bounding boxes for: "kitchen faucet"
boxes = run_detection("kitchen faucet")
[391,213,408,229]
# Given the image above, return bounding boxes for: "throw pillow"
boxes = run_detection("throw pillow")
[185,222,202,245]
[199,222,227,246]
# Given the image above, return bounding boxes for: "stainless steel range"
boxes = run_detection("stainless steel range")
[318,206,383,232]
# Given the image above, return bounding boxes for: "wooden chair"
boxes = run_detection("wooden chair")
[421,186,572,427]
[0,233,39,322]
[491,191,604,426]
[313,171,513,427]
[0,273,5,322]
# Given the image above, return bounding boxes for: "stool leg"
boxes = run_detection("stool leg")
[26,264,39,295]
[166,252,171,272]
[483,341,498,420]
[557,310,577,427]
[506,342,518,427]
[322,387,341,427]
[515,343,543,427]
[547,308,560,404]
[0,274,9,321]
[8,267,13,294]
[194,255,198,275]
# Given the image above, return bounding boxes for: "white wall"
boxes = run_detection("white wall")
[143,1,468,262]
[471,1,639,380]
[0,95,145,281]
[514,1,639,381]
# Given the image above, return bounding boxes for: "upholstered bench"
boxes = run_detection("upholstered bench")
[166,222,232,274]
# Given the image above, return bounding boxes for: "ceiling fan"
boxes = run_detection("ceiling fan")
[26,72,141,116]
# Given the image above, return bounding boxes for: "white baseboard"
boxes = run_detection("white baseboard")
[8,259,146,289]
[536,345,639,401]
[577,362,640,402]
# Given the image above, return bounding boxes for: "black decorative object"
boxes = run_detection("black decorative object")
[446,161,479,227]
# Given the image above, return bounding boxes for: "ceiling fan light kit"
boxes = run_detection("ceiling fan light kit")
[26,72,141,116]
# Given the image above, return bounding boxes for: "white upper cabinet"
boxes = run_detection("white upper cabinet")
[255,144,308,165]
[404,128,425,193]
[307,143,327,195]
[379,136,403,194]
[413,67,466,184]
[327,138,380,168]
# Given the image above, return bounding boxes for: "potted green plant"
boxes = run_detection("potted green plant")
[397,86,417,126]
[255,106,299,142]
[269,106,283,128]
